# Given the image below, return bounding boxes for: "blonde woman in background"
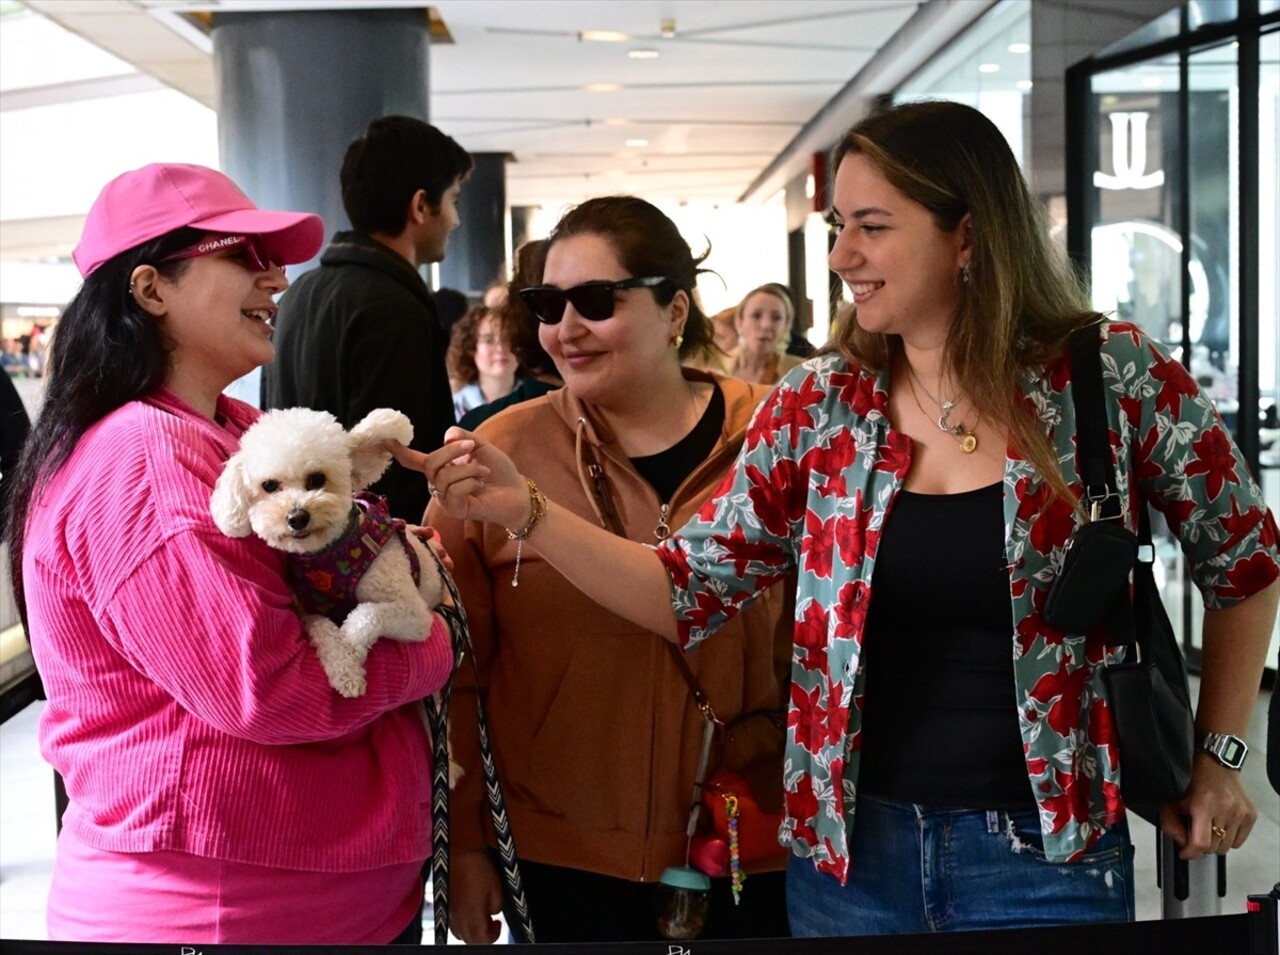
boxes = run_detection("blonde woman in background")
[729,284,803,384]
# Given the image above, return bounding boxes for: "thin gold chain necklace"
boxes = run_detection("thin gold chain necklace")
[905,362,979,454]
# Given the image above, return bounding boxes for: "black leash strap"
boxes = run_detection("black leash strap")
[423,546,536,944]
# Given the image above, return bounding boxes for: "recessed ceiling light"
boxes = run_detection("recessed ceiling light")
[1016,80,1033,91]
[628,48,660,59]
[585,82,621,93]
[581,30,628,43]
[1008,43,1030,54]
[978,63,1000,74]
[625,138,649,147]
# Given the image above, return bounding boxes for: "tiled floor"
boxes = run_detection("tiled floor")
[2,683,1277,942]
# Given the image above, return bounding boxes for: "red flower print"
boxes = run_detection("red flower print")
[745,459,808,538]
[1220,551,1280,601]
[683,589,726,635]
[1147,348,1199,416]
[1158,497,1197,538]
[815,839,849,884]
[1029,489,1076,556]
[872,431,912,478]
[834,494,878,568]
[1118,394,1143,429]
[656,544,691,590]
[802,511,836,578]
[794,600,830,672]
[1214,498,1264,552]
[802,430,858,498]
[1028,656,1091,737]
[1108,322,1144,348]
[1087,697,1118,772]
[1184,427,1242,500]
[832,581,870,641]
[785,777,820,845]
[711,523,787,579]
[773,376,827,438]
[830,369,879,418]
[788,682,844,755]
[1041,766,1090,834]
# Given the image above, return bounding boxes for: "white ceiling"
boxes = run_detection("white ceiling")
[13,0,944,207]
[1,0,999,267]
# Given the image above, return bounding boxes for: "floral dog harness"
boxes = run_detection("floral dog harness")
[286,492,421,622]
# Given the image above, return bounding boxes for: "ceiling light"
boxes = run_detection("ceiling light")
[1016,80,1033,91]
[978,63,1000,74]
[1008,42,1030,54]
[603,117,630,126]
[581,30,628,43]
[625,138,649,147]
[628,48,660,59]
[585,82,621,93]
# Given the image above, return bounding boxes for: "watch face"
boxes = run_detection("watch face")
[1219,736,1247,768]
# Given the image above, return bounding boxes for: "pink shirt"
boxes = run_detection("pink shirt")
[24,389,453,939]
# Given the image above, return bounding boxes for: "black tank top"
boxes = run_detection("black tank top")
[856,483,1035,810]
[631,385,725,502]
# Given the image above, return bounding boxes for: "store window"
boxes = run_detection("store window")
[894,0,1032,167]
[1067,4,1279,673]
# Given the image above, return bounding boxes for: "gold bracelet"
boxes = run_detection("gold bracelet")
[504,477,546,587]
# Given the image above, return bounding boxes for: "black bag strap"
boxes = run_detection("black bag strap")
[423,547,536,944]
[1067,325,1158,649]
[1069,325,1123,521]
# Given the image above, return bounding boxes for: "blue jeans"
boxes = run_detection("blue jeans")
[786,793,1135,936]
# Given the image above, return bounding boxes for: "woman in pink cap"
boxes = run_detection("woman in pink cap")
[4,164,454,944]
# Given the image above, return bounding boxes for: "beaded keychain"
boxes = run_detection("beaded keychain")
[722,791,744,904]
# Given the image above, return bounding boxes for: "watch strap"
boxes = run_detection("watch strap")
[1197,730,1248,770]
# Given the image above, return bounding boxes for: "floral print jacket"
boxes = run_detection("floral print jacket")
[655,322,1280,881]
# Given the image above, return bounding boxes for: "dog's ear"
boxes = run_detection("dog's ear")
[348,409,414,491]
[210,453,254,537]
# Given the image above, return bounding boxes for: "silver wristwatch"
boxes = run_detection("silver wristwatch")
[1198,731,1248,770]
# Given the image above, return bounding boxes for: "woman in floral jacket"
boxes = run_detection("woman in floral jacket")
[408,100,1280,936]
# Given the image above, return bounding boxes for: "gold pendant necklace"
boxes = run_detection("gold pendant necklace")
[906,363,979,453]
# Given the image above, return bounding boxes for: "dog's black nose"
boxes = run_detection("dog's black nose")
[286,508,310,530]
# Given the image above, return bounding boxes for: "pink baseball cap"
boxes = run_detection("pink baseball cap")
[73,163,325,277]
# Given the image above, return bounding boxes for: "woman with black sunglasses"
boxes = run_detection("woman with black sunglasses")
[426,195,792,944]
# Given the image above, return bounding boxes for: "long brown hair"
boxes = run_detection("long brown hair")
[830,100,1102,507]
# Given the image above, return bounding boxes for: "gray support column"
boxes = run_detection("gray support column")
[212,8,432,269]
[439,152,510,296]
[210,8,432,405]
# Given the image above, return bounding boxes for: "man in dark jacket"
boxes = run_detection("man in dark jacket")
[263,116,472,521]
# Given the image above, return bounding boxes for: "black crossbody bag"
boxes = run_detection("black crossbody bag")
[1043,326,1194,821]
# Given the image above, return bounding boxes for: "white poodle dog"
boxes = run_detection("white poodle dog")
[211,407,445,698]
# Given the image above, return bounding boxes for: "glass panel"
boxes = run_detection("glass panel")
[1089,56,1181,349]
[1260,28,1280,669]
[894,0,1031,167]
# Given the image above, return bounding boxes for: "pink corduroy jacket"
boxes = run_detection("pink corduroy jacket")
[22,388,452,872]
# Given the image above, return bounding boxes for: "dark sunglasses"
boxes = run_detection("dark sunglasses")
[519,276,672,325]
[159,234,282,275]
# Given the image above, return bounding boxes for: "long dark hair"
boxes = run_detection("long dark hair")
[546,196,714,361]
[4,227,198,629]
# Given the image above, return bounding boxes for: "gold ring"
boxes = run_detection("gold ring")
[1211,825,1226,839]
